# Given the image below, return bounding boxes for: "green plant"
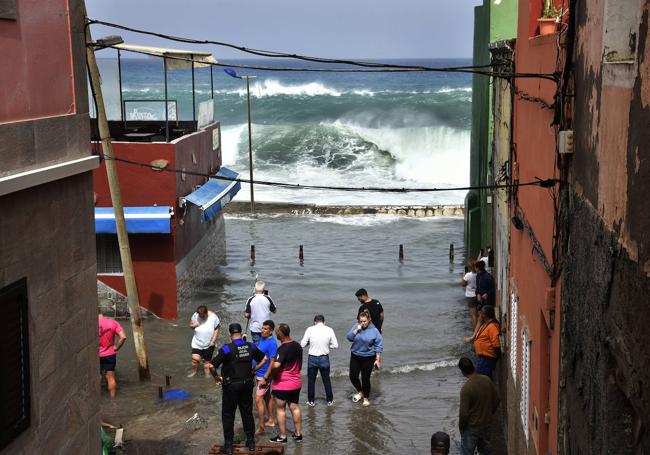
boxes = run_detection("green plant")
[541,0,561,18]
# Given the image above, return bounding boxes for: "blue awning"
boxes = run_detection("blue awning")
[95,206,172,234]
[182,167,241,222]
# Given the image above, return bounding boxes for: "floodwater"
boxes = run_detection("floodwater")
[102,214,474,454]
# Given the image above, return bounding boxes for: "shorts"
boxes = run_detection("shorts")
[191,346,215,361]
[256,377,271,397]
[272,388,301,404]
[100,354,117,373]
[467,297,479,308]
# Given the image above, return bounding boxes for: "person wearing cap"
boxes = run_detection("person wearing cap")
[244,281,277,343]
[210,323,267,453]
[430,431,450,454]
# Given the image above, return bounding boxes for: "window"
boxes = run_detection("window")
[520,328,531,444]
[0,0,17,20]
[510,292,518,383]
[96,234,123,274]
[0,278,30,451]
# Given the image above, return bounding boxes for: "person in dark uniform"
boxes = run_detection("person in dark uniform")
[210,323,267,453]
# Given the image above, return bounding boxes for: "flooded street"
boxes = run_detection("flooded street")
[102,214,473,454]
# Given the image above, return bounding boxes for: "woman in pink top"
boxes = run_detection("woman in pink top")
[98,311,127,398]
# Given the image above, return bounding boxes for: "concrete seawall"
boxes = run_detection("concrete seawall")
[225,202,465,217]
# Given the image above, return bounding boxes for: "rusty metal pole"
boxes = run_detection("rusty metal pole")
[449,243,454,262]
[299,245,304,262]
[245,76,256,214]
[251,245,256,261]
[85,10,150,380]
[399,244,404,261]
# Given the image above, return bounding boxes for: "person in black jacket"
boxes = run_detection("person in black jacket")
[210,323,267,453]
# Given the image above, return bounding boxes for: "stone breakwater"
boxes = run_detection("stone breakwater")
[225,202,464,217]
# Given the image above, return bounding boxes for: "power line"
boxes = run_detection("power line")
[87,19,558,81]
[98,152,560,193]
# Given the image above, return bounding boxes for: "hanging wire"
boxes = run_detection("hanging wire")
[87,18,559,81]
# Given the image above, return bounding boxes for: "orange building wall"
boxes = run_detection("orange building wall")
[510,1,567,454]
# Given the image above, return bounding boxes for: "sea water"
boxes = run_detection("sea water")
[98,59,475,454]
[97,57,472,205]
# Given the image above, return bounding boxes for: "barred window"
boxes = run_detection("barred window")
[0,278,30,451]
[520,328,531,445]
[510,292,518,383]
[96,234,123,274]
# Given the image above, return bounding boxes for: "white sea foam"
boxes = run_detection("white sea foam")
[220,120,470,206]
[225,79,343,98]
[436,87,473,93]
[328,359,457,377]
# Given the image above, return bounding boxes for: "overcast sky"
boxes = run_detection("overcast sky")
[87,0,481,60]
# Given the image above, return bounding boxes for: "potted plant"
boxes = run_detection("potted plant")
[538,0,561,35]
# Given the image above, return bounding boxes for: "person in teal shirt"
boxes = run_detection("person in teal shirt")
[252,320,278,434]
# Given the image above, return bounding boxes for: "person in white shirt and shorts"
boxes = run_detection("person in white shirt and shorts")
[244,281,277,343]
[189,305,221,377]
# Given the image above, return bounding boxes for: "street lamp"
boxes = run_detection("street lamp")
[224,68,257,214]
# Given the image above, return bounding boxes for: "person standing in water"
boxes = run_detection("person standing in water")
[355,288,384,333]
[347,310,383,406]
[188,304,221,378]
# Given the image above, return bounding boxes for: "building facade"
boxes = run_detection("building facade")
[0,0,100,453]
[469,0,650,454]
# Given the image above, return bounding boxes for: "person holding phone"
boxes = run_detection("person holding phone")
[346,310,383,406]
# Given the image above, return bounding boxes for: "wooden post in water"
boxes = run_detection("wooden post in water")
[250,245,256,261]
[449,243,454,262]
[299,245,304,262]
[165,375,171,387]
[158,386,163,399]
[85,8,150,380]
[399,244,404,261]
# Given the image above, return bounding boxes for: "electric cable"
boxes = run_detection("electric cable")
[98,152,561,193]
[87,18,559,81]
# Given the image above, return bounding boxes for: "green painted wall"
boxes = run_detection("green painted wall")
[465,1,490,259]
[490,0,518,42]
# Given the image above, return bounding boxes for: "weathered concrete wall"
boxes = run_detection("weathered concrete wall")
[226,202,465,217]
[0,174,101,455]
[559,192,650,453]
[559,1,650,453]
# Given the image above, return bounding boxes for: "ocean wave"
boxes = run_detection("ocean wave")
[225,79,343,97]
[435,87,472,94]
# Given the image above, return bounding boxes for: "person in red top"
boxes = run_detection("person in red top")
[98,311,127,398]
[261,323,303,444]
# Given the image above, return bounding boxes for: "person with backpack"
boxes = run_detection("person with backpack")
[464,305,501,379]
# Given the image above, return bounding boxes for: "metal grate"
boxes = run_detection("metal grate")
[510,291,518,384]
[0,278,30,451]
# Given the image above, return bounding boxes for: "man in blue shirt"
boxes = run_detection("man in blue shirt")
[252,320,278,435]
[475,260,495,309]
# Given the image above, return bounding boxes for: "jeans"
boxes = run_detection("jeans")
[475,355,497,380]
[307,355,333,402]
[461,427,491,455]
[349,354,376,398]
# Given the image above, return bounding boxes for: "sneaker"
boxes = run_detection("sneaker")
[220,440,233,453]
[362,399,371,407]
[352,392,362,403]
[306,401,316,407]
[245,437,255,451]
[327,400,335,406]
[291,432,303,442]
[187,371,197,378]
[269,435,287,444]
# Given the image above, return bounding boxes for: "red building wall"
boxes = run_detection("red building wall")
[0,0,76,122]
[510,1,567,454]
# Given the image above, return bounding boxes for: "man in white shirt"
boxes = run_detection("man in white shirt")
[189,305,221,377]
[244,281,277,343]
[300,314,338,406]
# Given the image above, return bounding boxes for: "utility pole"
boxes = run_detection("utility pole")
[84,8,151,380]
[244,75,256,214]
